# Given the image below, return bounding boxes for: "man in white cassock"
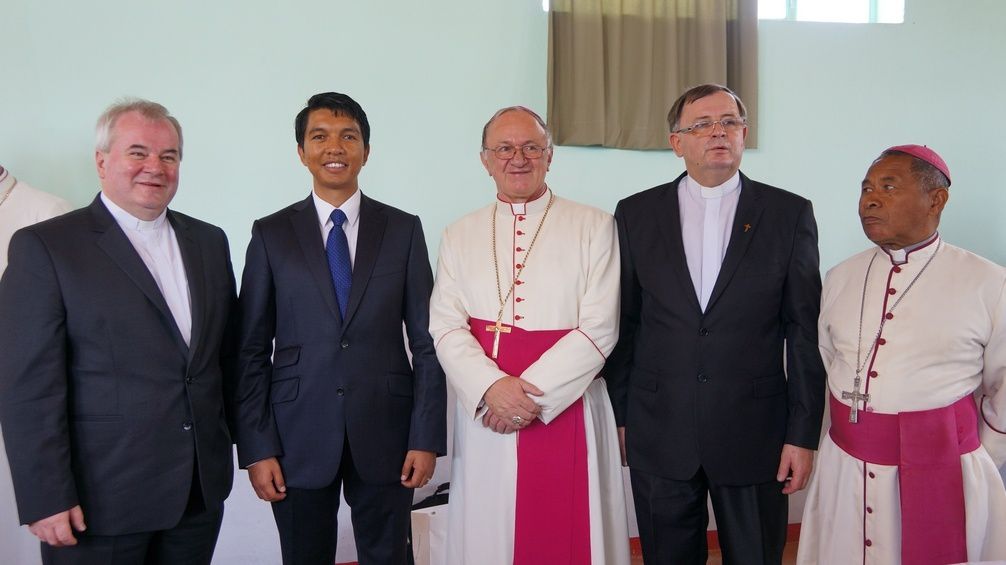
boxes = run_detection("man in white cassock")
[798,145,1006,565]
[429,106,630,565]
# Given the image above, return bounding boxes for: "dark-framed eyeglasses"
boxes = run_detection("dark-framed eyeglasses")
[674,117,747,136]
[483,144,551,160]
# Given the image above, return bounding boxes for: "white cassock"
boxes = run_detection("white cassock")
[0,171,72,565]
[429,189,630,565]
[798,236,1006,565]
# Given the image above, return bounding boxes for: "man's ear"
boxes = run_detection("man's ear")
[929,186,949,217]
[95,151,107,179]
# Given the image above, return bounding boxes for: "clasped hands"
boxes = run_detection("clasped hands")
[481,375,543,434]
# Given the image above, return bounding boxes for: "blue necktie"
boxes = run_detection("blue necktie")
[326,209,352,319]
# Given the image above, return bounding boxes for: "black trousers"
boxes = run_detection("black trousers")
[41,475,223,565]
[271,439,413,565]
[630,466,787,565]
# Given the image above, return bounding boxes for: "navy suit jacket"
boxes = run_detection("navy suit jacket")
[0,196,236,534]
[605,172,826,485]
[234,193,446,487]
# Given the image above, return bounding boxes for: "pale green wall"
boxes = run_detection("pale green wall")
[3,1,1004,561]
[4,0,1002,274]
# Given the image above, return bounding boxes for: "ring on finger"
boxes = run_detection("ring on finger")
[511,415,524,426]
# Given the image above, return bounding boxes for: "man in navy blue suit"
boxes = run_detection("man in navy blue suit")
[233,92,446,565]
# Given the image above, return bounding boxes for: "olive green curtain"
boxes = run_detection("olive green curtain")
[547,0,758,150]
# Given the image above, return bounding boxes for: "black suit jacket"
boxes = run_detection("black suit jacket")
[234,193,446,487]
[0,196,236,534]
[606,172,826,485]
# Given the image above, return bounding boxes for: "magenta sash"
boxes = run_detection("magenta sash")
[829,393,980,565]
[470,317,590,565]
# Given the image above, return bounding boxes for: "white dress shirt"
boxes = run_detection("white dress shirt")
[101,193,192,346]
[312,188,361,268]
[678,173,742,311]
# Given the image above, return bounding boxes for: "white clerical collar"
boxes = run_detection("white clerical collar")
[496,186,552,216]
[313,188,362,230]
[883,232,940,265]
[101,192,168,232]
[685,172,741,201]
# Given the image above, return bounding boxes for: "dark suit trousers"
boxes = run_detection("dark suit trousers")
[271,437,413,565]
[40,500,222,565]
[41,462,223,565]
[630,467,787,565]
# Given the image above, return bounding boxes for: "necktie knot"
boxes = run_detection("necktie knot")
[330,208,347,227]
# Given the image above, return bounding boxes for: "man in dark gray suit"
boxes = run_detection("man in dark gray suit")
[0,99,236,565]
[606,84,826,565]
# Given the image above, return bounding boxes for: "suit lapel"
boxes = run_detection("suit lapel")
[657,174,702,313]
[342,194,386,329]
[171,212,203,362]
[290,195,343,323]
[90,197,188,355]
[706,173,765,312]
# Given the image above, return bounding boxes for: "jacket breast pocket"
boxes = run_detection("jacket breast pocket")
[270,377,300,404]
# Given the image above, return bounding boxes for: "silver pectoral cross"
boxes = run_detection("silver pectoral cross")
[841,375,871,423]
[485,321,511,359]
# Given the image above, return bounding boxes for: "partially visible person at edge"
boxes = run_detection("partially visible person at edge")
[797,145,1006,565]
[0,165,72,565]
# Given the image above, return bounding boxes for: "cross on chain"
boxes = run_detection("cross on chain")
[485,320,512,360]
[841,375,870,423]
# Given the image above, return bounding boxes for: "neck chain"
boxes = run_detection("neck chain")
[855,241,941,376]
[491,192,555,324]
[0,179,17,209]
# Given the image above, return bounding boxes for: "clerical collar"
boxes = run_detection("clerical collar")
[497,186,552,216]
[684,172,741,201]
[100,193,167,232]
[883,232,939,265]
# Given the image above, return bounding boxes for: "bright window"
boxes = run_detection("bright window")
[544,1,904,24]
[758,0,904,23]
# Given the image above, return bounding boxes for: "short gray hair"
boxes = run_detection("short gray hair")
[95,98,183,159]
[481,106,553,149]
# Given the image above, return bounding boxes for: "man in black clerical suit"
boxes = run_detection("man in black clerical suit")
[233,92,446,565]
[606,84,826,565]
[0,99,236,564]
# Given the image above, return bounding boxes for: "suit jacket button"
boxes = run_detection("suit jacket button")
[697,373,709,383]
[182,421,193,431]
[185,377,194,384]
[337,388,345,396]
[699,328,709,336]
[341,341,349,349]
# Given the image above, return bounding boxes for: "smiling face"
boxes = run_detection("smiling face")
[480,110,553,203]
[669,91,747,187]
[859,153,948,249]
[95,111,181,221]
[298,109,370,205]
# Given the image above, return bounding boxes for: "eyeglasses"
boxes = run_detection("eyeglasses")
[674,117,747,136]
[483,144,550,160]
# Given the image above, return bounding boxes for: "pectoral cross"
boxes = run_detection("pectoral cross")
[485,321,511,359]
[841,375,870,423]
